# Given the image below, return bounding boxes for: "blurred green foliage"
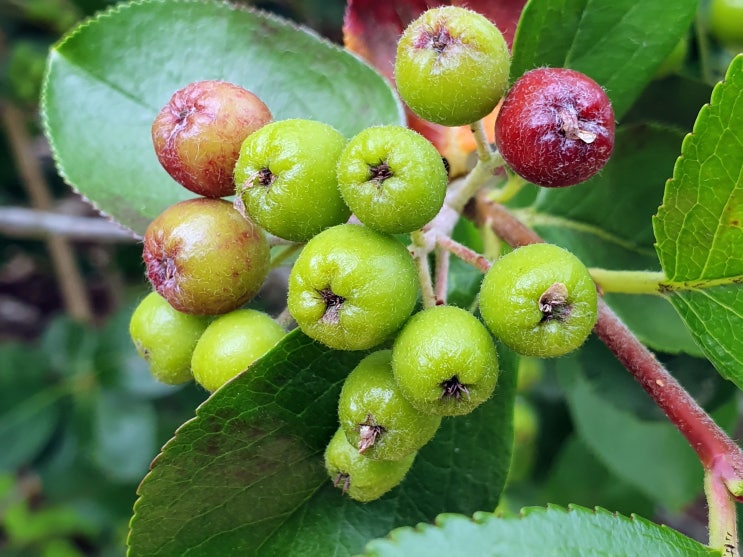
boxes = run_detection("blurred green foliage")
[1,0,741,554]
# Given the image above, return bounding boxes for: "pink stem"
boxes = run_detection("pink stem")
[472,193,743,487]
[436,235,492,274]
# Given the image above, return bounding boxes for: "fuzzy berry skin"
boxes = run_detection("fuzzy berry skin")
[338,350,441,461]
[287,224,418,351]
[151,80,272,198]
[394,6,511,127]
[142,198,269,315]
[479,243,597,358]
[234,119,350,242]
[391,305,499,416]
[324,428,416,502]
[495,68,615,187]
[191,309,286,392]
[336,125,448,234]
[129,291,210,385]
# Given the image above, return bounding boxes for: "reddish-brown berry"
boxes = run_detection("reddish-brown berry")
[495,68,615,187]
[152,80,272,198]
[142,198,269,315]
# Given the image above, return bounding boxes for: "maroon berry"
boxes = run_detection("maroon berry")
[143,198,270,315]
[152,80,272,198]
[495,68,615,187]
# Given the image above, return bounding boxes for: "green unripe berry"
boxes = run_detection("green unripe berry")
[394,6,511,126]
[392,305,499,416]
[338,350,441,461]
[324,428,415,502]
[479,243,598,358]
[336,125,448,234]
[709,0,743,48]
[129,291,210,384]
[287,224,419,351]
[191,309,286,392]
[234,118,350,242]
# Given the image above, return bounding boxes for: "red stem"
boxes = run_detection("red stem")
[472,192,743,487]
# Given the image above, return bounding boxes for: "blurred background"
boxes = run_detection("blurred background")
[0,1,344,555]
[0,0,741,555]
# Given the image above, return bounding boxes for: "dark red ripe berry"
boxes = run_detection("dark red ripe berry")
[495,67,615,187]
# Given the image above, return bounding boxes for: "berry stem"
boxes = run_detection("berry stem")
[436,235,491,273]
[471,190,743,497]
[447,153,505,214]
[588,268,667,295]
[488,173,527,204]
[433,244,450,305]
[410,230,437,308]
[469,119,494,162]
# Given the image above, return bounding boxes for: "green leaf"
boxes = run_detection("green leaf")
[556,343,737,510]
[361,506,718,557]
[542,436,654,518]
[260,348,516,556]
[0,344,61,471]
[128,332,515,557]
[42,0,403,235]
[93,391,158,483]
[510,0,697,118]
[522,124,699,355]
[654,54,743,386]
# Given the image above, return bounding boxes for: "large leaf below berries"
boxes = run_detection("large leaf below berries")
[128,330,516,557]
[42,0,403,236]
[360,506,717,557]
[654,55,743,389]
[510,0,697,119]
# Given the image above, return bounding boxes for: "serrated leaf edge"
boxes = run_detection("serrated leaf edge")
[653,54,743,281]
[359,504,714,556]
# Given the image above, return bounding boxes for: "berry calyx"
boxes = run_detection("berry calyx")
[151,80,272,198]
[336,125,448,234]
[394,6,511,127]
[338,350,441,461]
[391,305,499,416]
[495,67,615,187]
[142,198,270,315]
[324,428,416,502]
[191,309,286,392]
[479,243,598,358]
[128,291,210,385]
[287,224,418,351]
[234,118,350,242]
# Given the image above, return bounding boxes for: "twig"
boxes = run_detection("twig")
[472,190,743,492]
[436,235,491,273]
[2,102,93,323]
[0,206,139,243]
[433,244,449,305]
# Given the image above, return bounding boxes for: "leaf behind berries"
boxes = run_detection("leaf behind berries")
[42,0,403,235]
[360,506,717,557]
[510,0,697,119]
[654,54,743,388]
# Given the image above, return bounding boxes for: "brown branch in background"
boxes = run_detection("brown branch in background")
[472,190,743,480]
[2,101,94,324]
[0,207,139,242]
